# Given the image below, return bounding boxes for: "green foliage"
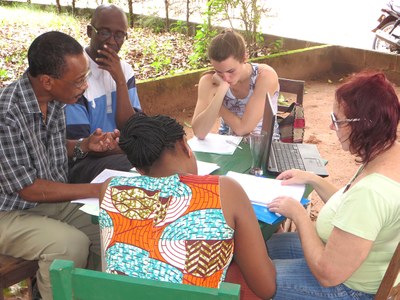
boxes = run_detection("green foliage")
[0,69,8,80]
[0,5,86,44]
[189,21,217,68]
[142,39,174,75]
[136,14,166,34]
[193,0,275,59]
[189,0,226,68]
[151,56,172,73]
[170,20,189,35]
[189,0,273,66]
[0,3,279,86]
[268,38,283,54]
[0,5,90,87]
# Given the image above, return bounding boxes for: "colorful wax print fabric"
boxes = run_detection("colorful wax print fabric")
[99,174,234,288]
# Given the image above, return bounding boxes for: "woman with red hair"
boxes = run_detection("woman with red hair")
[267,71,400,299]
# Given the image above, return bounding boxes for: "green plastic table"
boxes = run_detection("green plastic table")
[194,141,253,175]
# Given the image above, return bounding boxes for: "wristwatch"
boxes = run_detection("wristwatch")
[72,138,88,162]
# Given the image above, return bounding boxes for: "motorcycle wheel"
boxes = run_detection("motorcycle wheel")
[372,21,400,53]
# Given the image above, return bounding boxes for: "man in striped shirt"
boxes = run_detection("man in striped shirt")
[65,4,141,183]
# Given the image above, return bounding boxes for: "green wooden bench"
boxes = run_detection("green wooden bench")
[50,259,240,300]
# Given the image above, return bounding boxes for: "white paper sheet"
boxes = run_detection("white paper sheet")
[226,171,305,205]
[79,203,99,216]
[188,133,243,155]
[91,168,141,183]
[197,160,220,175]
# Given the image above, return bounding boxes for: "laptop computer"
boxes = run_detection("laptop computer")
[261,94,329,177]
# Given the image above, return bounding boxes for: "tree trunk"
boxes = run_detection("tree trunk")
[186,0,190,35]
[55,0,61,13]
[128,0,134,28]
[165,0,170,31]
[72,0,76,15]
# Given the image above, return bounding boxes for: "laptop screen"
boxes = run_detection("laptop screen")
[260,94,329,177]
[261,93,276,168]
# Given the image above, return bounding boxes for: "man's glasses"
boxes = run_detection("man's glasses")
[56,70,91,89]
[90,25,127,43]
[330,112,360,131]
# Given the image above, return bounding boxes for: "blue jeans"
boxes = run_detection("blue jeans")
[266,233,375,300]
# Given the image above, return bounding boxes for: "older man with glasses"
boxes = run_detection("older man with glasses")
[65,4,141,183]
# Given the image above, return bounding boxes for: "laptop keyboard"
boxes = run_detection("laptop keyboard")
[272,142,306,171]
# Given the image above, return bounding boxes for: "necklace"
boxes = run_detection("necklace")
[343,164,365,193]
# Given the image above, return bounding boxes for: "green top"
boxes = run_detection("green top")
[317,173,400,294]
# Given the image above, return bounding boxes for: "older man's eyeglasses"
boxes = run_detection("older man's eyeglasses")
[330,112,360,131]
[90,25,127,43]
[57,70,91,89]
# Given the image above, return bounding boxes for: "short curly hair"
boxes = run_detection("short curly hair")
[335,71,400,164]
[28,31,83,78]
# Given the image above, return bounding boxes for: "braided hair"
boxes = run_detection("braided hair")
[119,113,186,172]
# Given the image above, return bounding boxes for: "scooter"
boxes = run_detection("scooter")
[372,0,400,53]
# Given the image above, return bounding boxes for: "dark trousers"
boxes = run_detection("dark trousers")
[69,153,132,183]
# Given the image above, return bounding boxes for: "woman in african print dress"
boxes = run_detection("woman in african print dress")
[99,113,276,299]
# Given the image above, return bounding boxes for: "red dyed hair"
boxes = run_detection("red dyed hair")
[335,71,400,164]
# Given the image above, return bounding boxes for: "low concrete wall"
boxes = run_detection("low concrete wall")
[138,45,336,114]
[253,45,334,80]
[138,44,400,115]
[332,46,400,85]
[137,70,202,115]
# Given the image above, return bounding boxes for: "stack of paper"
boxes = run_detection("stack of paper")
[188,133,242,155]
[226,171,307,224]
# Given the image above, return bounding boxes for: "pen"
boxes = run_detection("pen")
[226,140,243,150]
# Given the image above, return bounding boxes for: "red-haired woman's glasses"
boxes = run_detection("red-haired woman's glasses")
[330,112,360,131]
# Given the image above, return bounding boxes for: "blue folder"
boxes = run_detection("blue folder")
[252,198,310,225]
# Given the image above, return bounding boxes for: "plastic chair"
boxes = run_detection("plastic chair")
[50,259,240,300]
